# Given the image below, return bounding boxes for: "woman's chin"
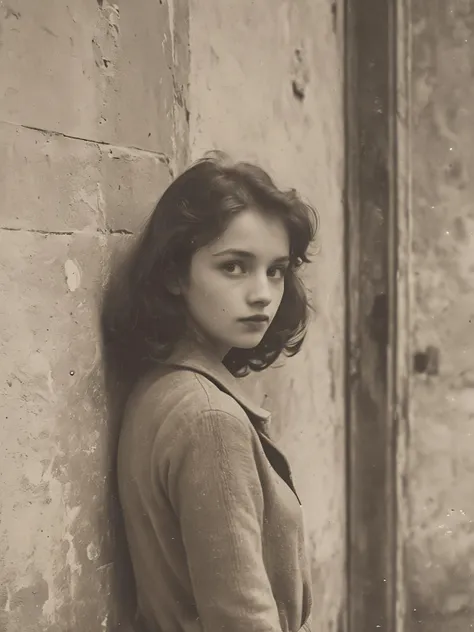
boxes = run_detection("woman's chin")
[231,333,266,350]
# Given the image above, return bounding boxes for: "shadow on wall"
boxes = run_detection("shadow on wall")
[85,353,138,630]
[100,362,139,632]
[96,259,142,631]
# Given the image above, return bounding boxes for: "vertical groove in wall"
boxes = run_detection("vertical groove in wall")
[395,0,412,630]
[344,0,399,628]
[342,0,357,629]
[388,0,399,628]
[340,0,350,625]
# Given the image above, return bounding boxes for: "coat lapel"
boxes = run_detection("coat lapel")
[164,338,272,431]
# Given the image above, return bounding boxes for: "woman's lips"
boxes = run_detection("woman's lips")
[238,315,269,329]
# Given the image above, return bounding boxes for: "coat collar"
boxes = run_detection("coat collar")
[163,338,271,426]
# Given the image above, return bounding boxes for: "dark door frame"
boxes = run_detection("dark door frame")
[343,0,403,629]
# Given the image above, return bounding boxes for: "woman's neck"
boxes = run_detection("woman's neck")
[182,320,230,362]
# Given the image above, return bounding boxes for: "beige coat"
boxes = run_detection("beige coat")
[118,339,313,632]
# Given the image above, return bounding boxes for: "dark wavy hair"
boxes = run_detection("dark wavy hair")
[100,151,318,395]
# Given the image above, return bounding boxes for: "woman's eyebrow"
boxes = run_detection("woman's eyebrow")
[212,248,290,264]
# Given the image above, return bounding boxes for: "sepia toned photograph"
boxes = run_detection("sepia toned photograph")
[0,1,472,631]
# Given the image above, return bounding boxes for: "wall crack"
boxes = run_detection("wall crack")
[0,120,173,168]
[0,227,133,236]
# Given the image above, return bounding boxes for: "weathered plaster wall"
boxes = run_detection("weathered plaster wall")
[188,2,345,630]
[0,1,188,630]
[406,1,474,629]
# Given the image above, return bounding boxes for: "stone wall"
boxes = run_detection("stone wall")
[188,1,346,630]
[0,1,188,630]
[405,1,474,630]
[0,1,345,630]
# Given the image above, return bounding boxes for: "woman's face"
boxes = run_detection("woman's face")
[180,208,290,359]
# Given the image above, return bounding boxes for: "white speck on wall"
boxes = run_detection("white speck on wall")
[87,542,100,561]
[65,259,81,292]
[47,370,55,396]
[41,572,60,619]
[4,586,11,612]
[84,443,97,456]
[65,531,82,594]
[66,505,81,526]
[96,182,106,223]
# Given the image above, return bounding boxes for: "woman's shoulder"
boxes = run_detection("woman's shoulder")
[132,365,248,429]
[121,366,264,483]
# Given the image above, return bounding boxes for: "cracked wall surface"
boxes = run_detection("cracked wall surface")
[1,0,344,629]
[405,1,474,630]
[188,1,346,630]
[0,1,188,630]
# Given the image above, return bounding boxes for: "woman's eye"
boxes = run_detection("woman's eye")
[222,261,244,274]
[268,266,287,279]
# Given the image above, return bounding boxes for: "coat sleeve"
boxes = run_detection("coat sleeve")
[161,408,282,632]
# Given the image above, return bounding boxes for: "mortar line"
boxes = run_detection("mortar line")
[0,119,173,166]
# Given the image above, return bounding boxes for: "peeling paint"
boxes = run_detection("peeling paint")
[93,0,120,76]
[65,530,82,592]
[87,542,100,561]
[406,0,474,626]
[3,586,12,612]
[11,578,49,615]
[64,259,81,292]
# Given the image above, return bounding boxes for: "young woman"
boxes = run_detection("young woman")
[101,152,318,632]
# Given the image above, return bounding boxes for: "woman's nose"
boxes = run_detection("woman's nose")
[247,274,272,306]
